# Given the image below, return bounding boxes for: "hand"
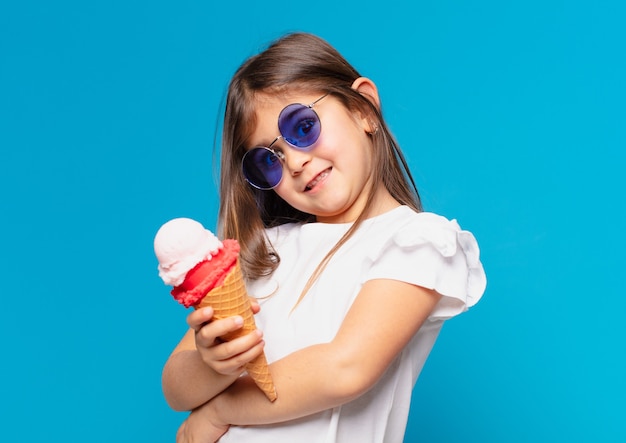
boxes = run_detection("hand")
[187,304,265,376]
[176,401,229,443]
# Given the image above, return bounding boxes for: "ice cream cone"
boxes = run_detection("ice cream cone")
[154,218,277,401]
[196,260,277,402]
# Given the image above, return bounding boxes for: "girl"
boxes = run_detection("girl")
[162,32,486,443]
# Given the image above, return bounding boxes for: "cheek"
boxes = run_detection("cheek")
[315,130,350,159]
[273,180,294,200]
[336,132,373,165]
[350,139,377,181]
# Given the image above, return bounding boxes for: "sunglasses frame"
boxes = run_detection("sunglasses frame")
[242,94,328,190]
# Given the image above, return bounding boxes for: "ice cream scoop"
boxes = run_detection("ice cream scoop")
[155,217,223,287]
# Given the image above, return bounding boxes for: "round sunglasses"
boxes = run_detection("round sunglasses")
[242,94,327,190]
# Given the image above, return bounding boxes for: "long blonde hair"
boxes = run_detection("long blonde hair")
[218,33,421,299]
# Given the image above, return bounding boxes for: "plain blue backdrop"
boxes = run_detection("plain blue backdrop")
[1,1,624,442]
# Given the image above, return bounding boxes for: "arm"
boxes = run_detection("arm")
[162,306,266,411]
[202,278,441,426]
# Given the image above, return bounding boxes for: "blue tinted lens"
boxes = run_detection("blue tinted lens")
[278,104,321,148]
[242,147,283,189]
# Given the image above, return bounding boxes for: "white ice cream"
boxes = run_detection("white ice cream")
[154,218,223,286]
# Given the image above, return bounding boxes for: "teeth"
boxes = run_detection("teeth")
[306,170,329,190]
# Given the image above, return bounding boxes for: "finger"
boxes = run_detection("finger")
[229,335,266,365]
[195,316,244,348]
[186,307,214,331]
[176,421,186,443]
[249,298,261,314]
[207,334,266,375]
[205,329,264,362]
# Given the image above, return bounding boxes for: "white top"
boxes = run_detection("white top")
[220,206,486,443]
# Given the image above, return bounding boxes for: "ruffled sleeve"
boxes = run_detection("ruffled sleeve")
[365,212,486,320]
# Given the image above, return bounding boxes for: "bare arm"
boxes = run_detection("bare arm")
[196,279,441,427]
[162,306,266,411]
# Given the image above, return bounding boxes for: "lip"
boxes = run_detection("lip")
[304,167,331,192]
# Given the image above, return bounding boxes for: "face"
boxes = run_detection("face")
[246,92,375,224]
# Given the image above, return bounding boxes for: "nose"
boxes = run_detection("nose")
[281,145,312,176]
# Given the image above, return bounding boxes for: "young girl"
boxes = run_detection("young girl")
[162,32,486,443]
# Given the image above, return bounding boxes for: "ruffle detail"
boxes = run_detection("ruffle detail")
[365,212,486,320]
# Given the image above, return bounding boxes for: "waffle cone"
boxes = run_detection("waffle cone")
[195,260,277,402]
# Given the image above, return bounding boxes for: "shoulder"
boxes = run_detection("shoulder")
[364,206,487,319]
[365,205,483,271]
[387,205,459,229]
[361,206,470,253]
[385,207,474,255]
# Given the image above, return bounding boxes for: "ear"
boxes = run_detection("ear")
[351,77,380,109]
[351,77,380,133]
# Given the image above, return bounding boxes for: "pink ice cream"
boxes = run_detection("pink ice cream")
[154,217,239,307]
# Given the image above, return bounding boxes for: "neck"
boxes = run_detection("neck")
[363,186,402,219]
[315,185,401,224]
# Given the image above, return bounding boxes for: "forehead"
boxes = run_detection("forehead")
[251,91,322,114]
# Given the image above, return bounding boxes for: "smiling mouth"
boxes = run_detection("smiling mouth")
[304,168,331,191]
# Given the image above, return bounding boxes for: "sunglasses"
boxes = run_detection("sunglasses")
[242,94,327,190]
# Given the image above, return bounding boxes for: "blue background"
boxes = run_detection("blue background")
[1,1,624,442]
